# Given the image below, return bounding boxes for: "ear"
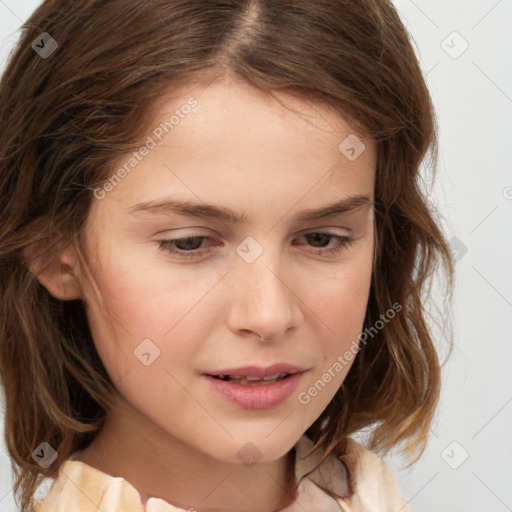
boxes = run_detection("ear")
[23,240,84,301]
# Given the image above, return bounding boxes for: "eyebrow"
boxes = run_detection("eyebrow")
[127,194,374,223]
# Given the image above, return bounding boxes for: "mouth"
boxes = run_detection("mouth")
[204,363,306,386]
[202,365,307,410]
[208,372,292,386]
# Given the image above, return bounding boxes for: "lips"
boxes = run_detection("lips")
[213,373,289,385]
[203,365,307,409]
[205,363,305,381]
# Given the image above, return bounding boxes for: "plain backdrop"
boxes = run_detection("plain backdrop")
[1,1,511,511]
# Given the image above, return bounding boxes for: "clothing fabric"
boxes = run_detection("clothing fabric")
[35,435,411,511]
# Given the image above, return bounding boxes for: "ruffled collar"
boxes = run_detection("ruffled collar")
[36,434,350,511]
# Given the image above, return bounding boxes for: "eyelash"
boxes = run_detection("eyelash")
[157,232,354,260]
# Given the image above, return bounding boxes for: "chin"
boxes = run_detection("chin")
[207,426,304,465]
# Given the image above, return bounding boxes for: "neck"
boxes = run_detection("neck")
[76,396,298,512]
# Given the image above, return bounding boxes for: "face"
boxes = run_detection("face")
[79,75,376,464]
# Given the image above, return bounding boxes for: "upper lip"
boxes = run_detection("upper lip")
[205,364,306,378]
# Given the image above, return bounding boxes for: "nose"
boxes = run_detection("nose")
[226,244,303,342]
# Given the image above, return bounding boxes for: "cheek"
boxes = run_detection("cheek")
[308,254,373,343]
[294,258,372,420]
[81,249,216,379]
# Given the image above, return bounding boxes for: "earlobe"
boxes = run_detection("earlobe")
[23,242,84,301]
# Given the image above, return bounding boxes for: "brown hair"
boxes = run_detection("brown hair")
[0,0,454,510]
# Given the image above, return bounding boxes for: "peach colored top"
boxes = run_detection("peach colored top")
[35,435,411,512]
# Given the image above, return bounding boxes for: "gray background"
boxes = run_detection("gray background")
[1,0,511,510]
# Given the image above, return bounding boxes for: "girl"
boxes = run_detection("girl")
[0,1,454,511]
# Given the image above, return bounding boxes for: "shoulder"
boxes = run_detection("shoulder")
[34,459,146,512]
[335,437,412,512]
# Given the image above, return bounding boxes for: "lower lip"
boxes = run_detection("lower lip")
[203,372,305,410]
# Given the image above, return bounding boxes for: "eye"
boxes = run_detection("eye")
[157,232,354,260]
[294,232,354,256]
[158,236,212,259]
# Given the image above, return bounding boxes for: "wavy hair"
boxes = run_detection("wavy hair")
[0,0,454,510]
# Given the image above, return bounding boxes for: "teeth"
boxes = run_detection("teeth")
[213,372,289,385]
[263,372,287,380]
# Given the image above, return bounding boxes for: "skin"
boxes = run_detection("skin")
[35,74,377,512]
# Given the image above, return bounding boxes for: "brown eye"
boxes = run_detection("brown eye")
[295,232,354,256]
[158,236,212,259]
[172,236,206,251]
[304,233,332,247]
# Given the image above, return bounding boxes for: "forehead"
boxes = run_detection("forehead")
[150,74,372,157]
[89,75,376,228]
